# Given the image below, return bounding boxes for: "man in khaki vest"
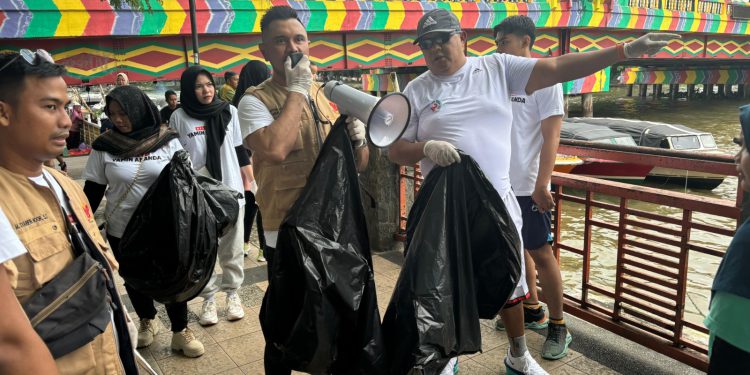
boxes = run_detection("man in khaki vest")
[0,51,135,374]
[237,6,369,374]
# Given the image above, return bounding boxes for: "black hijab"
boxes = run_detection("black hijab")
[180,66,232,180]
[92,85,178,157]
[232,60,270,107]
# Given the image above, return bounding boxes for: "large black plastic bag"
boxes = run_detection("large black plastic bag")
[118,150,241,304]
[260,116,387,374]
[382,155,522,374]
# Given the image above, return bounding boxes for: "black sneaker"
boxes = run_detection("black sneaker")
[495,305,549,331]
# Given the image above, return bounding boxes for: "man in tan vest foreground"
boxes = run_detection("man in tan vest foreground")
[0,50,136,374]
[238,6,369,374]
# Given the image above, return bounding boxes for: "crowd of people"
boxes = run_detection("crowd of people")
[0,5,745,375]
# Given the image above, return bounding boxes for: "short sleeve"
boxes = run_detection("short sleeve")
[0,208,26,263]
[536,84,565,121]
[169,110,189,149]
[238,95,274,140]
[493,53,537,95]
[81,150,108,185]
[399,85,419,142]
[230,106,242,147]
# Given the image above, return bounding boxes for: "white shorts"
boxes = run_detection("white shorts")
[500,189,529,304]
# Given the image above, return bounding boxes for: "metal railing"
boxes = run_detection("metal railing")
[394,140,741,371]
[627,0,727,14]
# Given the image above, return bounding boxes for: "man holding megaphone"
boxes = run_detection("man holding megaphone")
[237,5,369,375]
[388,9,679,375]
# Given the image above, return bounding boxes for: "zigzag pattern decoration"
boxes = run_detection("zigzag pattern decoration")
[619,67,750,84]
[467,30,560,57]
[705,36,750,58]
[2,0,749,39]
[570,30,707,58]
[563,67,611,94]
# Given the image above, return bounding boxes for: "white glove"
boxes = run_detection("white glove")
[346,116,366,148]
[284,54,312,95]
[624,33,681,58]
[423,140,460,167]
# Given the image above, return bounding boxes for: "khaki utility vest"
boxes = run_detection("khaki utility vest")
[246,79,337,230]
[0,166,124,375]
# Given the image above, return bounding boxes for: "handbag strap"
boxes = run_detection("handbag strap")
[104,158,144,223]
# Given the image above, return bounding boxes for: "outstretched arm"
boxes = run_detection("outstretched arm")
[526,33,680,94]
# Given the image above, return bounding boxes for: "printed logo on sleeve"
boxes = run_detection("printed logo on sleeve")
[510,96,526,104]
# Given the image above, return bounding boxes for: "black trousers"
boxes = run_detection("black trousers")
[244,191,267,250]
[262,246,292,375]
[108,235,188,332]
[709,335,750,374]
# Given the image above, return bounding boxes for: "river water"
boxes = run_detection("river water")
[562,86,743,344]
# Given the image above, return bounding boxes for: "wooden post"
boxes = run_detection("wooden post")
[626,84,634,97]
[670,84,678,100]
[582,93,593,117]
[639,84,648,97]
[687,84,695,100]
[744,84,750,99]
[564,95,570,119]
[739,84,745,98]
[706,84,714,100]
[718,84,726,98]
[652,84,662,99]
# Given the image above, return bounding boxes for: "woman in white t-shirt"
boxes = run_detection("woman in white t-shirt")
[81,86,205,358]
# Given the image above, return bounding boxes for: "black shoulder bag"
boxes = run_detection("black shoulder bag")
[20,175,138,374]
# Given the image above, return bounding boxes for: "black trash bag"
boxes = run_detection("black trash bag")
[260,116,387,374]
[118,150,241,304]
[382,154,523,375]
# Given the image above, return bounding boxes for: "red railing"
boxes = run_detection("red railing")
[395,140,742,371]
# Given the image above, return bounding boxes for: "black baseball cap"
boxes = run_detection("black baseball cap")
[413,9,462,44]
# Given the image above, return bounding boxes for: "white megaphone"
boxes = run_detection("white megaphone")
[323,81,410,148]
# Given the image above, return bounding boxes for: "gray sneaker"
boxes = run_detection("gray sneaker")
[542,322,572,360]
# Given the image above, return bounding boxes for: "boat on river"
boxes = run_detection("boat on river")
[566,117,726,189]
[557,121,655,182]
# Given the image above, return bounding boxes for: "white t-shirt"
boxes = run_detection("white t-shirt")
[170,106,245,206]
[0,207,26,263]
[401,54,537,196]
[238,94,275,141]
[508,83,564,196]
[82,139,183,238]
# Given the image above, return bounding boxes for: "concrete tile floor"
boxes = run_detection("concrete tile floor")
[118,240,620,375]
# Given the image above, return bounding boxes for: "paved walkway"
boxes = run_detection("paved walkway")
[117,241,619,375]
[63,155,701,375]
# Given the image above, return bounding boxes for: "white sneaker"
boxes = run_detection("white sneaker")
[226,292,245,321]
[171,328,205,358]
[199,299,219,326]
[136,318,161,348]
[504,348,549,375]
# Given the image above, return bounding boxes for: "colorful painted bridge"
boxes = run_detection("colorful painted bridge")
[2,0,750,93]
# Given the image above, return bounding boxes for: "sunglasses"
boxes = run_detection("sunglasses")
[0,49,55,74]
[418,32,460,50]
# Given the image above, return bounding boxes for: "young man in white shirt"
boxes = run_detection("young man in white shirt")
[388,9,677,374]
[495,15,571,361]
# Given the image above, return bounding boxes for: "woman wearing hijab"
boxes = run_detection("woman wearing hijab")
[232,60,270,262]
[115,72,129,86]
[170,66,247,326]
[704,105,750,373]
[82,85,205,358]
